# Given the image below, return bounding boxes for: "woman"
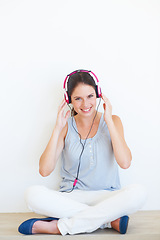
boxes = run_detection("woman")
[18,70,146,235]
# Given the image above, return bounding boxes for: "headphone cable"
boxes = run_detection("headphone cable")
[66,97,101,192]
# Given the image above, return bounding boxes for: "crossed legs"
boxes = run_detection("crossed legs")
[25,184,147,235]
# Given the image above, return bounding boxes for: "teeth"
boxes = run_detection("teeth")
[82,108,90,112]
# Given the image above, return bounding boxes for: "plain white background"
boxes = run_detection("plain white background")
[0,0,160,212]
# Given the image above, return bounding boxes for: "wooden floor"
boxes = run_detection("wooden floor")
[0,211,160,240]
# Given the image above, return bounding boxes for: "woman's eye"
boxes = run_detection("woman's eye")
[75,97,81,101]
[88,94,94,98]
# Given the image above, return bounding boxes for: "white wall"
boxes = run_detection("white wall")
[0,0,160,212]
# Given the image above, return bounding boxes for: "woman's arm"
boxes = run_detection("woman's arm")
[101,93,132,169]
[39,100,70,177]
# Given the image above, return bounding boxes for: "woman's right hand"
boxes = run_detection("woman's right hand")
[39,99,70,177]
[55,99,70,131]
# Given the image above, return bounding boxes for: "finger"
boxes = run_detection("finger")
[65,110,70,120]
[101,95,108,104]
[61,99,66,107]
[58,99,67,111]
[102,93,108,101]
[102,95,111,106]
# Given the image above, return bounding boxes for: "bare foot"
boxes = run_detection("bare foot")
[111,218,120,232]
[32,220,61,234]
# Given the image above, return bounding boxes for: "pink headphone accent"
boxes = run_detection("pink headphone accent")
[63,70,102,104]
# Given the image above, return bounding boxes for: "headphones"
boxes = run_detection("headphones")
[63,69,102,104]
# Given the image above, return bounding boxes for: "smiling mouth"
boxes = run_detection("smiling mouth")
[81,107,92,113]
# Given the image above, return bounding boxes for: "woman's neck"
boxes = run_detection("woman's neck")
[74,111,100,127]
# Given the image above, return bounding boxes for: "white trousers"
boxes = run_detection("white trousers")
[25,184,147,236]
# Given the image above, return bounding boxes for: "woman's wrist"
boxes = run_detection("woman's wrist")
[53,125,62,136]
[105,116,114,128]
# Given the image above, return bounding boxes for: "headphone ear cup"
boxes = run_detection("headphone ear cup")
[95,86,99,98]
[95,86,102,98]
[64,92,69,104]
[95,85,102,98]
[68,95,71,104]
[65,91,71,104]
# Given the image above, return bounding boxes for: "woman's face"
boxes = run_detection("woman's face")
[71,83,97,116]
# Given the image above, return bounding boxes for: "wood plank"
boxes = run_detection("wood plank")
[0,211,160,240]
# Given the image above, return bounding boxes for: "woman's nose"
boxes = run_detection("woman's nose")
[82,98,88,107]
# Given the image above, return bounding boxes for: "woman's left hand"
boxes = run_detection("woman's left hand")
[101,93,113,124]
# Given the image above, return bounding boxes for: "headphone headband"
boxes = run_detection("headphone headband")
[63,69,101,103]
